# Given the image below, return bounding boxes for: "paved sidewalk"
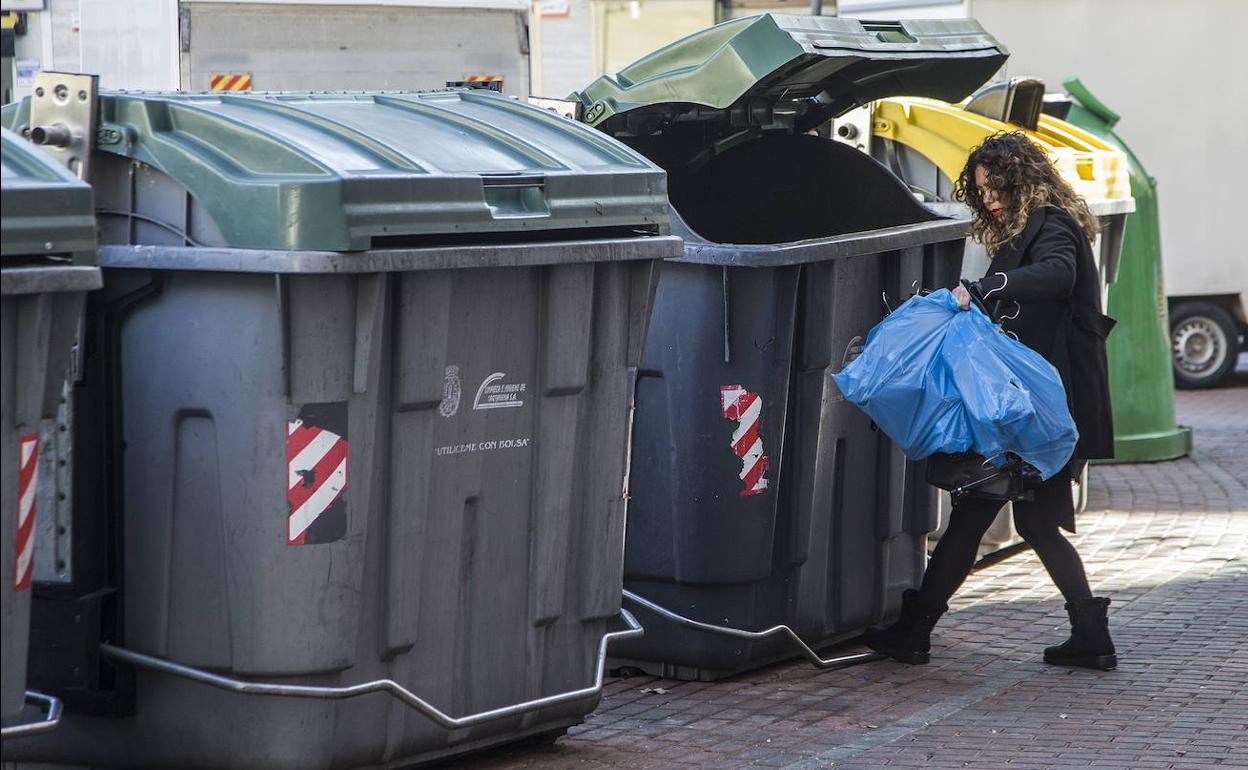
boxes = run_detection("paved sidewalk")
[460,375,1248,770]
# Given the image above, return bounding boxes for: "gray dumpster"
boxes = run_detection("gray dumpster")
[1,126,100,736]
[572,14,1007,680]
[2,89,680,768]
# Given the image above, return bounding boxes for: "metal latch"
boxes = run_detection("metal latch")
[28,71,99,181]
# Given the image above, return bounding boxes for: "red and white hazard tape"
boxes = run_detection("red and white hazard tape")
[721,385,770,497]
[286,419,348,545]
[14,433,37,590]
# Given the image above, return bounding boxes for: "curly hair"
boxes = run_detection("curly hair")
[953,131,1098,255]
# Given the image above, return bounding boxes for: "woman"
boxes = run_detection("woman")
[864,131,1118,671]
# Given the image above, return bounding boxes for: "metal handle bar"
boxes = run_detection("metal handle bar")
[99,608,643,731]
[622,590,884,670]
[0,691,62,740]
[952,468,1013,497]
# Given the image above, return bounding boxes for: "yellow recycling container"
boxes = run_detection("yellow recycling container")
[871,96,1130,205]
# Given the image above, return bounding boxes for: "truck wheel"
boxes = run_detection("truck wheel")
[1170,301,1238,389]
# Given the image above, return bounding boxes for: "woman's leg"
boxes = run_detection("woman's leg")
[1014,490,1115,669]
[918,495,1003,606]
[1012,502,1093,602]
[863,495,1001,664]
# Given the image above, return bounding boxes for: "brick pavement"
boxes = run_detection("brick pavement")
[458,373,1247,770]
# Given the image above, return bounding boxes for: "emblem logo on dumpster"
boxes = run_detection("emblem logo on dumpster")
[286,403,349,545]
[720,386,770,497]
[13,433,37,590]
[439,365,462,418]
[473,371,527,410]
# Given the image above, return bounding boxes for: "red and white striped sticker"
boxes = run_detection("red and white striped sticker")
[286,404,348,545]
[721,385,770,497]
[14,433,38,590]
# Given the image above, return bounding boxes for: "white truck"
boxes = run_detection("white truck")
[5,0,531,97]
[1167,269,1248,389]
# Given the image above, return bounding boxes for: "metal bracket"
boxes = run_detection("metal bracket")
[951,471,1009,498]
[623,590,885,670]
[28,71,98,181]
[0,691,62,740]
[830,102,873,155]
[35,382,74,584]
[99,609,643,730]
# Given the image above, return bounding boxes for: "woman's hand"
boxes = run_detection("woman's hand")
[953,283,972,311]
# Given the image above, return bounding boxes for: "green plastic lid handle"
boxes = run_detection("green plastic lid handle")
[1062,77,1121,128]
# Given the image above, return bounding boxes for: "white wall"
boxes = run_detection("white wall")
[593,0,716,76]
[80,0,179,90]
[534,0,716,98]
[49,0,82,70]
[533,0,596,97]
[9,0,84,101]
[966,0,1248,298]
[838,0,966,19]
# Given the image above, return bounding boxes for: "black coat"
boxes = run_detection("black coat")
[975,206,1116,527]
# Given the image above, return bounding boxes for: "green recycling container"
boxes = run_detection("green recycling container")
[1054,78,1191,462]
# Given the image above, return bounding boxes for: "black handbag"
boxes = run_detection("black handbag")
[925,450,1041,502]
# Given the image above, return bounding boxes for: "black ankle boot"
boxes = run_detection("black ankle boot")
[862,589,948,664]
[1044,596,1117,671]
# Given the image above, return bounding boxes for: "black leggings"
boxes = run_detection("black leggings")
[919,490,1093,605]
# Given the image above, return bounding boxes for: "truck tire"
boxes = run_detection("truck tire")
[1170,301,1239,389]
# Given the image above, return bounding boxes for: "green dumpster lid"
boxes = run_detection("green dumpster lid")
[1,126,97,264]
[572,14,1007,138]
[4,90,671,252]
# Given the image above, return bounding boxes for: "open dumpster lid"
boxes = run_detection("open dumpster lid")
[572,14,1007,139]
[1,126,97,264]
[3,89,670,252]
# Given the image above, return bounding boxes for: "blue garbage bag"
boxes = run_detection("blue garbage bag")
[830,288,1078,480]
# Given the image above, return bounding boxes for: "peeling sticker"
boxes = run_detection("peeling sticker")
[720,385,770,497]
[286,402,348,545]
[13,434,37,590]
